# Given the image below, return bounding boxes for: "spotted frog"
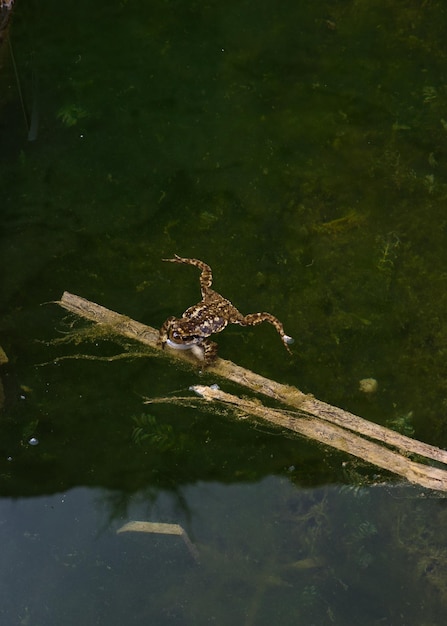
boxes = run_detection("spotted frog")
[158,255,294,364]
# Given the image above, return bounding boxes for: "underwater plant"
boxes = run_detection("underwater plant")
[57,103,88,127]
[131,413,185,452]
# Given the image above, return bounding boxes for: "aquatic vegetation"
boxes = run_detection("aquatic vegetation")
[279,490,331,559]
[313,210,365,236]
[41,318,155,366]
[387,411,415,437]
[300,585,318,607]
[131,413,185,452]
[422,86,437,104]
[353,520,378,541]
[57,103,88,127]
[376,232,401,273]
[338,483,368,498]
[395,502,447,604]
[355,544,374,569]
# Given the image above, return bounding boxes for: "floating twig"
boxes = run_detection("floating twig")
[117,520,199,562]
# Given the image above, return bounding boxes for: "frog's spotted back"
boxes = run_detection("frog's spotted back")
[158,255,294,364]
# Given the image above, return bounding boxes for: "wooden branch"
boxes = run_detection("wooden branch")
[56,291,159,346]
[55,292,447,491]
[117,521,199,562]
[191,385,447,493]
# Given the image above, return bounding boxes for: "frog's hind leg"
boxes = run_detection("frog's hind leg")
[163,255,213,297]
[238,312,294,354]
[201,339,218,365]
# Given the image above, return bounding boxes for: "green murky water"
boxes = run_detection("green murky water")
[2,1,447,624]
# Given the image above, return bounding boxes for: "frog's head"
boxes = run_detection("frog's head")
[159,316,205,360]
[165,317,199,347]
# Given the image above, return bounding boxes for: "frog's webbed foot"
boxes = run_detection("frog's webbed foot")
[239,312,294,354]
[162,255,213,296]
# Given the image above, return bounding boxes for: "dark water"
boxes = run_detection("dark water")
[2,1,447,624]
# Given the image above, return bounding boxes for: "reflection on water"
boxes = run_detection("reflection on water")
[2,0,447,623]
[1,480,447,626]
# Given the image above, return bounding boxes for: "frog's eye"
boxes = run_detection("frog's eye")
[171,330,192,342]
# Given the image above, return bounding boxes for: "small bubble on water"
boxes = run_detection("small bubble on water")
[28,437,39,446]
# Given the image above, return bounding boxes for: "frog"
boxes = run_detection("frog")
[158,255,294,364]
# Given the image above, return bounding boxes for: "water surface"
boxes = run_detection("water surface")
[2,1,447,624]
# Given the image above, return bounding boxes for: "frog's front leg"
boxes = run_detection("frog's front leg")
[238,312,294,354]
[162,255,213,297]
[158,316,176,349]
